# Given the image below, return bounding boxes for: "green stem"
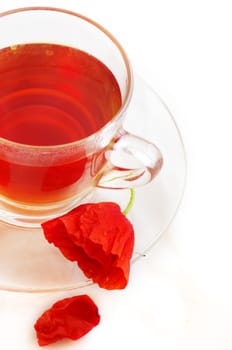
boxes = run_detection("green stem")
[123,188,135,215]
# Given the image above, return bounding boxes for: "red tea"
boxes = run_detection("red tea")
[0,43,122,205]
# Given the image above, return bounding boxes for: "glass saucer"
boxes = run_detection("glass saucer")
[0,75,186,293]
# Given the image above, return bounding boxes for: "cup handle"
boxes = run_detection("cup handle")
[98,129,163,189]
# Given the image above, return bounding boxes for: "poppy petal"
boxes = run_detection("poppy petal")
[42,202,135,289]
[34,295,100,346]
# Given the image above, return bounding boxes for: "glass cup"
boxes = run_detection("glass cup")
[0,7,163,227]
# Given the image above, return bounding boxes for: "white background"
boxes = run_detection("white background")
[1,0,232,349]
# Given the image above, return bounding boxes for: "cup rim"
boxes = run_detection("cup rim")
[0,6,133,150]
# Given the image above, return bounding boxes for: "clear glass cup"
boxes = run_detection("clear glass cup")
[0,7,163,227]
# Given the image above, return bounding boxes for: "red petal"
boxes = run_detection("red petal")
[34,295,100,346]
[42,202,134,290]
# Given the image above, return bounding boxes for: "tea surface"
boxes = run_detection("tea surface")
[0,43,121,145]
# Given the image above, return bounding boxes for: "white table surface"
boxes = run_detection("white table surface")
[1,0,232,349]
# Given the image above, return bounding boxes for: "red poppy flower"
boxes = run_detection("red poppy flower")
[34,295,100,346]
[42,202,135,290]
